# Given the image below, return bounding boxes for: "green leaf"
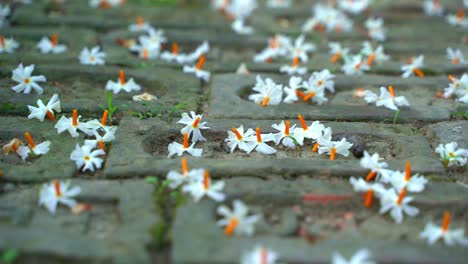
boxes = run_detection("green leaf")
[146,176,159,185]
[2,249,19,264]
[392,109,400,128]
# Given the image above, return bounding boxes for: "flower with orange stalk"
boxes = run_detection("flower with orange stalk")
[252,127,276,155]
[389,161,428,193]
[279,56,307,75]
[128,16,152,32]
[253,34,290,63]
[338,0,371,15]
[161,42,189,63]
[79,46,106,65]
[232,19,254,35]
[293,114,325,146]
[129,34,162,60]
[85,110,117,134]
[332,248,375,264]
[272,120,297,148]
[183,170,226,202]
[0,35,19,53]
[178,111,209,143]
[446,47,466,65]
[302,4,353,33]
[317,128,353,160]
[89,0,123,8]
[283,76,302,104]
[167,158,203,189]
[105,69,141,94]
[225,125,257,153]
[187,41,210,63]
[2,138,24,155]
[423,0,444,16]
[217,200,260,236]
[401,55,425,78]
[309,69,335,93]
[361,41,390,66]
[443,74,468,102]
[37,33,67,54]
[248,75,283,107]
[302,76,328,105]
[353,87,366,98]
[11,63,47,94]
[447,9,468,28]
[328,42,350,64]
[55,109,93,137]
[241,245,279,264]
[16,132,51,160]
[359,151,392,182]
[349,176,386,209]
[27,93,61,122]
[286,35,316,63]
[84,127,117,151]
[379,187,419,223]
[365,17,386,42]
[70,143,105,172]
[342,55,370,76]
[39,180,81,214]
[435,142,468,167]
[364,86,410,111]
[168,133,203,158]
[420,211,468,246]
[183,55,211,82]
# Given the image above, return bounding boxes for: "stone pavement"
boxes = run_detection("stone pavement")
[0,0,467,263]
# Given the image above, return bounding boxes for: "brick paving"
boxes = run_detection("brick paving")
[0,0,467,263]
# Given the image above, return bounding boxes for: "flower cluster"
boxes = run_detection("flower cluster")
[442,74,468,103]
[329,41,390,76]
[435,142,468,167]
[225,115,353,160]
[168,111,208,157]
[363,86,410,111]
[249,73,334,107]
[350,154,428,224]
[302,4,353,33]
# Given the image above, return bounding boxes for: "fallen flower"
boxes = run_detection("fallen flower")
[132,92,158,101]
[168,133,203,157]
[217,199,260,236]
[272,120,297,148]
[128,16,152,32]
[332,248,375,264]
[329,42,350,63]
[37,33,67,54]
[342,55,369,76]
[39,180,81,214]
[446,47,466,65]
[364,86,410,111]
[183,55,211,82]
[16,132,50,161]
[79,46,106,65]
[447,9,468,28]
[0,35,19,53]
[105,69,141,94]
[435,142,468,167]
[178,111,209,143]
[423,0,444,16]
[420,211,468,246]
[225,125,256,153]
[349,177,385,208]
[2,138,24,155]
[317,129,353,160]
[253,127,276,155]
[401,55,425,78]
[70,143,105,172]
[389,161,428,193]
[55,109,92,137]
[248,75,283,107]
[27,93,61,122]
[183,170,225,202]
[379,188,419,224]
[359,151,391,181]
[11,63,47,94]
[293,114,325,145]
[241,245,279,264]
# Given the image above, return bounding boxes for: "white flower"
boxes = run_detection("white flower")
[217,200,260,236]
[361,41,390,66]
[302,76,328,105]
[232,19,254,35]
[379,188,419,224]
[349,177,385,197]
[364,86,409,111]
[272,120,297,148]
[338,0,371,15]
[302,4,353,33]
[225,0,258,21]
[79,46,106,65]
[318,135,353,160]
[166,158,202,188]
[435,142,468,167]
[55,109,93,137]
[388,162,428,193]
[160,42,191,63]
[39,180,81,214]
[27,93,61,122]
[423,0,444,16]
[283,76,302,103]
[401,55,425,78]
[178,111,209,143]
[225,125,256,153]
[187,41,210,63]
[279,62,307,75]
[0,35,19,53]
[37,33,67,54]
[105,69,141,94]
[183,55,210,82]
[183,170,225,202]
[129,34,162,60]
[329,42,350,63]
[309,69,335,93]
[11,63,47,94]
[359,151,391,181]
[248,75,283,107]
[89,0,123,8]
[16,132,50,161]
[128,17,152,32]
[447,10,468,28]
[443,74,468,100]
[168,133,203,157]
[446,47,466,65]
[332,248,375,264]
[342,55,369,76]
[420,212,468,246]
[293,114,325,145]
[252,127,276,155]
[84,127,117,150]
[365,17,386,42]
[241,245,279,264]
[70,144,105,172]
[286,35,315,62]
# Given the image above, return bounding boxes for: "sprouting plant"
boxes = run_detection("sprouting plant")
[450,109,468,120]
[132,102,187,122]
[392,109,400,128]
[99,91,119,123]
[1,249,19,264]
